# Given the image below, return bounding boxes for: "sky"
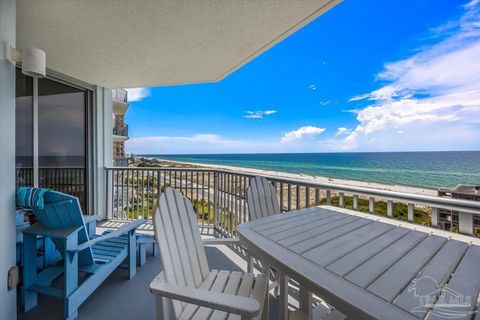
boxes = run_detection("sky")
[125,0,480,155]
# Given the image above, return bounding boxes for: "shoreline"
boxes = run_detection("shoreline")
[141,157,437,197]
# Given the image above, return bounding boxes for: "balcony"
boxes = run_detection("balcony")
[113,157,129,167]
[20,228,284,320]
[18,166,480,320]
[113,88,128,103]
[113,124,129,137]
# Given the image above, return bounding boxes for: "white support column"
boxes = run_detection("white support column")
[0,1,17,318]
[407,203,414,222]
[339,192,344,208]
[353,194,358,210]
[387,200,393,217]
[93,87,113,219]
[369,197,375,214]
[431,207,439,228]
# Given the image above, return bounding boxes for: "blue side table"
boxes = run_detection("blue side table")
[137,235,157,266]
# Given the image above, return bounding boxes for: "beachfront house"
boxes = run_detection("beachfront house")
[2,1,480,319]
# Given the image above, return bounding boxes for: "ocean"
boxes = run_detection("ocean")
[145,151,480,190]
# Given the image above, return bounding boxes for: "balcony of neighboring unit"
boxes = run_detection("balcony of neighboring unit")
[113,157,129,167]
[113,124,128,138]
[113,88,128,115]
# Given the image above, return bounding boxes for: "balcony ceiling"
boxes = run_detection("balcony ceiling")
[16,0,339,89]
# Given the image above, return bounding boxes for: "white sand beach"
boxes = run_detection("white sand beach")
[148,158,438,197]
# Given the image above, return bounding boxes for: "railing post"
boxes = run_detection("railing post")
[431,207,439,227]
[369,197,375,214]
[458,211,474,236]
[339,192,344,208]
[106,168,113,219]
[326,190,331,205]
[407,203,414,222]
[156,169,161,200]
[353,194,358,210]
[213,171,219,230]
[387,200,393,218]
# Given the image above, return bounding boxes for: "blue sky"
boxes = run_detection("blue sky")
[126,0,480,154]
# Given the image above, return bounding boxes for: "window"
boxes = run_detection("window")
[15,69,91,212]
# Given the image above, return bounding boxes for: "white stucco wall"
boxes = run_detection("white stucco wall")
[0,1,17,318]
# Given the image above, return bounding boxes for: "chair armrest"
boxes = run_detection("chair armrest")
[72,219,145,252]
[203,238,240,246]
[84,215,100,224]
[23,223,83,240]
[149,277,260,318]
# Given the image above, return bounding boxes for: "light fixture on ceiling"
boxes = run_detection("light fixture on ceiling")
[4,42,46,78]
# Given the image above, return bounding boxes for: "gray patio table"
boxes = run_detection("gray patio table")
[237,205,480,320]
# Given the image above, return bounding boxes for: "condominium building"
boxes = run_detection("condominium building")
[112,88,129,167]
[437,184,480,231]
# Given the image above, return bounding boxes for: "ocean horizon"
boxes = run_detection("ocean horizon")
[139,151,480,190]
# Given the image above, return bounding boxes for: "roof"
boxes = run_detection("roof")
[438,185,480,197]
[17,0,340,88]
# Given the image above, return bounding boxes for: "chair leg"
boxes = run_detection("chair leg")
[247,252,254,273]
[278,272,289,320]
[152,241,158,256]
[128,230,137,279]
[64,235,79,320]
[64,298,78,320]
[23,233,38,311]
[155,296,172,320]
[138,242,146,266]
[299,286,312,319]
[273,270,280,297]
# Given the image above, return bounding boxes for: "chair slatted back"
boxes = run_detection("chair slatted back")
[246,176,280,220]
[32,190,94,266]
[153,188,210,317]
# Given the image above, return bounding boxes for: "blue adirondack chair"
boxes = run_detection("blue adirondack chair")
[22,189,144,320]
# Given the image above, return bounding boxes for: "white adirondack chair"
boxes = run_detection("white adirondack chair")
[149,187,267,320]
[246,177,345,320]
[246,176,280,221]
[246,176,281,275]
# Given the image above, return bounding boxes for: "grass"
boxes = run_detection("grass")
[319,195,432,226]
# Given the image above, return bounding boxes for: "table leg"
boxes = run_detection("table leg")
[299,286,312,319]
[278,272,289,320]
[261,262,270,320]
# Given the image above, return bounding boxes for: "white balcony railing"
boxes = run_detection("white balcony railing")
[105,167,480,237]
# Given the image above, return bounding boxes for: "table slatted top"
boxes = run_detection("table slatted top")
[237,206,480,320]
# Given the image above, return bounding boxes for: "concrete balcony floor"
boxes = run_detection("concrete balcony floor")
[19,224,282,320]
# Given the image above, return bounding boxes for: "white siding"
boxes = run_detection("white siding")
[0,0,17,318]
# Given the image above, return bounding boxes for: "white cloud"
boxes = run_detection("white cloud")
[243,110,277,119]
[125,88,150,102]
[335,127,351,137]
[281,126,326,143]
[319,100,330,106]
[342,1,480,151]
[126,133,325,154]
[308,84,317,90]
[127,134,269,154]
[127,131,338,154]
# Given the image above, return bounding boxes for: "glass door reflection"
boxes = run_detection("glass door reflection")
[38,78,88,211]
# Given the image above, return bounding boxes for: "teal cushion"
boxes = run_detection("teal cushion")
[16,187,50,209]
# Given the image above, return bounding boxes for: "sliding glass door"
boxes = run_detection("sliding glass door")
[15,69,34,187]
[15,68,91,212]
